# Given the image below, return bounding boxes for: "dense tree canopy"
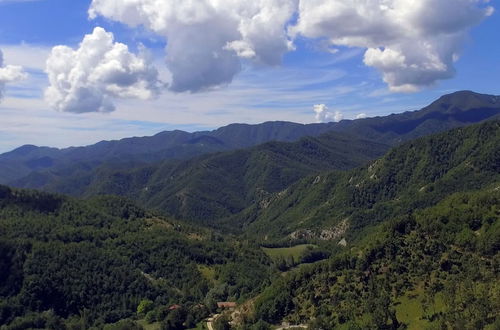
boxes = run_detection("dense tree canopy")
[0,120,498,329]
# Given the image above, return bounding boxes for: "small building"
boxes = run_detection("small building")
[217,302,237,309]
[168,304,182,310]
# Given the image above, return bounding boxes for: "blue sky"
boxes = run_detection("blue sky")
[0,0,498,152]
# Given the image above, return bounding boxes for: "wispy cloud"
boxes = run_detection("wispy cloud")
[0,42,435,152]
[0,96,181,152]
[0,44,50,71]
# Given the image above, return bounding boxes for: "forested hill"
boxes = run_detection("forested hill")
[250,187,499,328]
[243,121,500,329]
[245,120,500,240]
[329,90,500,144]
[0,120,498,329]
[2,90,499,186]
[13,132,389,226]
[0,121,333,184]
[0,186,273,328]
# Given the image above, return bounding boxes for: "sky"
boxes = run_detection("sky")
[0,0,498,152]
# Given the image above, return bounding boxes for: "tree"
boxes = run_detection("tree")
[103,319,144,330]
[161,309,185,330]
[137,299,154,316]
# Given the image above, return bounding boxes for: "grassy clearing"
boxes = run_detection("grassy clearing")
[197,265,216,283]
[395,285,446,330]
[395,293,429,330]
[262,244,317,263]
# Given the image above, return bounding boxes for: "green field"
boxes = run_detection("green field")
[197,265,216,283]
[262,244,317,263]
[394,286,446,330]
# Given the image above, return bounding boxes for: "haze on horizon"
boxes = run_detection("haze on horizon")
[0,0,499,152]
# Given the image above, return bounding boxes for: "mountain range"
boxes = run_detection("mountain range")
[12,132,389,226]
[4,90,500,228]
[251,120,499,328]
[2,90,499,186]
[245,119,500,240]
[0,90,499,329]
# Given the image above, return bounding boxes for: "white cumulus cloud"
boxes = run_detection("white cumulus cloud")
[89,0,297,93]
[313,104,343,123]
[292,0,493,92]
[0,49,27,101]
[45,27,161,113]
[355,113,367,119]
[82,1,494,95]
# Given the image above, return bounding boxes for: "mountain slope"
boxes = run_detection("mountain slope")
[330,90,500,144]
[0,122,335,184]
[3,90,499,186]
[1,116,498,329]
[250,187,499,328]
[245,120,500,240]
[0,186,272,328]
[241,120,500,329]
[17,132,389,226]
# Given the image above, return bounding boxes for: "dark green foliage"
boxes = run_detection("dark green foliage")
[161,308,186,330]
[103,319,144,330]
[254,279,295,324]
[0,96,498,329]
[245,120,499,328]
[0,187,272,328]
[13,132,390,228]
[137,299,154,316]
[248,320,271,330]
[246,120,500,240]
[1,310,65,330]
[7,91,500,229]
[251,188,499,328]
[0,119,344,185]
[213,314,231,330]
[331,90,500,143]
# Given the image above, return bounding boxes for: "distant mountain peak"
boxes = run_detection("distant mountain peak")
[1,90,499,185]
[4,144,57,158]
[432,90,499,109]
[11,144,39,154]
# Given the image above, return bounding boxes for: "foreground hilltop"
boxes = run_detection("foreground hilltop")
[0,187,272,327]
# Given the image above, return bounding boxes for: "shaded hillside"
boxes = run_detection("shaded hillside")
[0,122,335,184]
[16,132,389,226]
[244,120,500,240]
[3,91,499,186]
[240,120,500,329]
[0,186,273,328]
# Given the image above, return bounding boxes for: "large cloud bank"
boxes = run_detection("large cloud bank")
[45,27,160,113]
[292,0,494,92]
[88,0,492,95]
[89,0,297,93]
[0,49,27,101]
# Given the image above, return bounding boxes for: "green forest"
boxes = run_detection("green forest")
[0,189,273,329]
[0,117,499,329]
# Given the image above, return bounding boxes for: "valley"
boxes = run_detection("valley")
[0,92,498,329]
